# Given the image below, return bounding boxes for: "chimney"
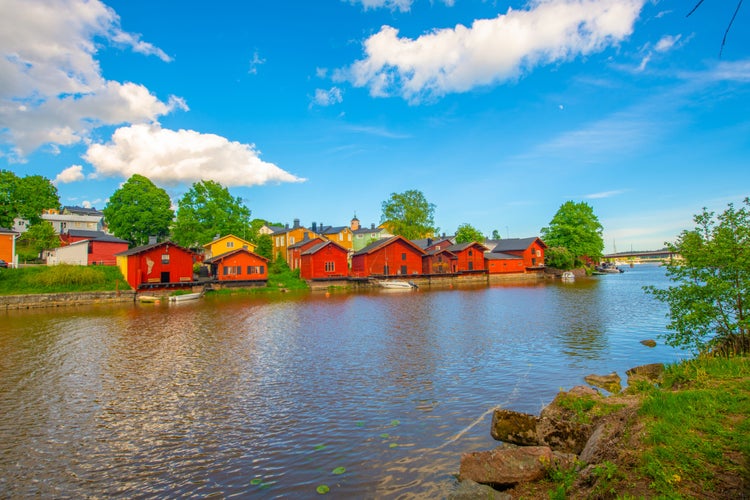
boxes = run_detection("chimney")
[312,222,317,232]
[293,218,300,228]
[285,223,289,229]
[148,235,157,245]
[371,223,375,229]
[427,238,433,247]
[319,222,324,232]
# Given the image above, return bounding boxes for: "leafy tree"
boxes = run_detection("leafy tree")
[0,170,18,228]
[255,233,273,261]
[544,246,576,270]
[645,198,750,355]
[455,223,485,244]
[103,174,174,247]
[0,170,59,227]
[491,229,502,240]
[541,201,604,264]
[380,189,437,240]
[18,221,59,261]
[172,180,252,248]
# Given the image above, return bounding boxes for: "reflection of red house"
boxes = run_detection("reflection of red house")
[204,248,268,282]
[422,248,457,275]
[447,242,489,273]
[300,241,349,280]
[351,236,425,277]
[485,237,546,274]
[288,237,325,270]
[115,241,196,288]
[61,230,129,266]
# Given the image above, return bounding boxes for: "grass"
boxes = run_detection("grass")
[0,264,130,294]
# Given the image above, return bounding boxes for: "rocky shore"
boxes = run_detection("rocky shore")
[449,363,666,499]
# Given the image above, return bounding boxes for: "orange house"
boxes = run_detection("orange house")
[0,227,17,267]
[204,248,268,283]
[351,236,425,277]
[485,252,526,274]
[447,242,489,273]
[300,241,349,280]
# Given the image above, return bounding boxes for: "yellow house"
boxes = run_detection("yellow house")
[317,224,354,251]
[203,234,256,259]
[271,220,319,262]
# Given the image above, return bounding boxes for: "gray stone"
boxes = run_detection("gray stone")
[459,445,553,487]
[449,479,511,499]
[584,372,622,394]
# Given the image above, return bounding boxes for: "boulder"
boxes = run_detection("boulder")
[626,363,665,386]
[448,479,511,499]
[490,409,540,446]
[584,372,622,393]
[459,445,553,487]
[640,339,657,347]
[537,387,599,454]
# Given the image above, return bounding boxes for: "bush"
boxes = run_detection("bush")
[545,246,576,270]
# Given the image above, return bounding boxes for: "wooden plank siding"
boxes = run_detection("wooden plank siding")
[351,236,425,277]
[300,241,349,280]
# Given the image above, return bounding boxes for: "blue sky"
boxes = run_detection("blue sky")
[1,0,748,252]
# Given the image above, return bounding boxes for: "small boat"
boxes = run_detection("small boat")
[594,262,624,274]
[168,291,204,302]
[138,295,160,303]
[561,271,575,281]
[378,280,418,290]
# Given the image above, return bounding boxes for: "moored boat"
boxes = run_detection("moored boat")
[377,280,418,290]
[168,291,204,302]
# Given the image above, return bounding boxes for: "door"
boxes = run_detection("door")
[161,271,170,283]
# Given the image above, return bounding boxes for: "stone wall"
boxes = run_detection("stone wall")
[0,291,137,310]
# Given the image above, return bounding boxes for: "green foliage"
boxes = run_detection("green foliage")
[645,198,750,355]
[0,170,60,227]
[172,180,252,248]
[380,189,437,240]
[544,246,576,270]
[255,234,273,260]
[103,174,174,247]
[0,265,129,294]
[17,221,59,259]
[454,222,484,244]
[491,229,502,240]
[541,201,604,263]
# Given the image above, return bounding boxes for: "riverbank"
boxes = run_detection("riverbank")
[454,355,749,498]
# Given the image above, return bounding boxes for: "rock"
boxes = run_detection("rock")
[578,400,638,464]
[459,445,554,488]
[490,409,541,446]
[449,479,511,499]
[537,387,599,454]
[584,372,622,394]
[626,363,665,386]
[640,339,657,347]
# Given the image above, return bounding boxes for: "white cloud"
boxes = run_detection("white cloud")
[312,87,344,107]
[346,0,415,12]
[248,50,266,75]
[339,0,645,101]
[585,189,627,199]
[0,0,176,156]
[84,123,306,187]
[654,34,680,52]
[54,164,85,184]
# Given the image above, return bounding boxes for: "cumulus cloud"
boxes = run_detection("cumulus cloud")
[54,165,86,184]
[339,0,645,101]
[654,34,681,52]
[84,124,306,187]
[0,0,177,156]
[312,87,344,107]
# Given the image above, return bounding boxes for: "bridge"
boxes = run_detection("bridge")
[601,249,680,263]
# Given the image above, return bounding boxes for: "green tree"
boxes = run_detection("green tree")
[17,221,60,261]
[491,229,502,240]
[0,170,18,228]
[381,189,437,240]
[541,201,604,264]
[544,246,576,270]
[172,180,252,248]
[103,174,174,247]
[455,223,485,244]
[646,198,750,355]
[255,233,273,260]
[0,170,59,227]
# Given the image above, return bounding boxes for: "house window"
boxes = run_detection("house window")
[290,236,295,245]
[438,256,442,262]
[161,253,170,264]
[401,253,406,261]
[325,261,335,272]
[339,234,343,241]
[468,261,474,271]
[468,250,473,256]
[227,241,234,248]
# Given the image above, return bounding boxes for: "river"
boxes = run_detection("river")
[0,264,687,498]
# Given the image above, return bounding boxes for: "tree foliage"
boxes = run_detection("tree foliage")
[380,189,437,240]
[646,198,750,355]
[0,170,60,228]
[545,246,576,270]
[541,201,604,263]
[255,233,273,261]
[455,223,485,244]
[172,180,252,248]
[103,174,174,247]
[491,229,502,240]
[17,221,59,260]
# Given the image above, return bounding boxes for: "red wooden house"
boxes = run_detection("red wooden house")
[447,242,489,273]
[485,252,526,274]
[204,248,268,283]
[61,230,129,266]
[115,241,196,288]
[287,237,325,270]
[422,248,457,275]
[300,241,349,280]
[485,237,546,274]
[351,236,425,277]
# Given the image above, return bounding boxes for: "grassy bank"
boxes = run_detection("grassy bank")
[515,355,749,498]
[0,264,130,294]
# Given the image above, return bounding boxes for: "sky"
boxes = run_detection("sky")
[1,0,749,253]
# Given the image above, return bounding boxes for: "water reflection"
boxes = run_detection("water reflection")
[0,265,686,498]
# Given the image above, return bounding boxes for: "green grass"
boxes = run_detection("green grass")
[0,264,130,294]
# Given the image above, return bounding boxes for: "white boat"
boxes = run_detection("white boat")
[138,295,161,303]
[561,271,575,281]
[168,291,204,302]
[378,280,417,290]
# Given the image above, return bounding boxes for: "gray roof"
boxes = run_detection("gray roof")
[115,240,191,256]
[484,251,522,260]
[447,242,489,252]
[489,237,544,253]
[66,229,128,243]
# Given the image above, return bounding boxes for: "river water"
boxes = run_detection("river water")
[0,264,687,498]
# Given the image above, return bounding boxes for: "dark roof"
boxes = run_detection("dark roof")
[115,240,193,256]
[62,206,104,216]
[424,248,457,258]
[288,237,324,250]
[319,225,348,235]
[0,227,17,234]
[301,240,348,256]
[485,251,522,260]
[66,229,128,243]
[447,242,489,252]
[411,237,454,249]
[489,237,545,253]
[352,226,383,235]
[204,248,267,264]
[353,235,426,257]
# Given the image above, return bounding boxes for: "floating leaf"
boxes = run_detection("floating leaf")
[332,466,346,475]
[380,433,390,439]
[250,478,262,485]
[316,484,330,494]
[390,419,400,426]
[355,421,365,427]
[314,444,327,451]
[389,443,399,448]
